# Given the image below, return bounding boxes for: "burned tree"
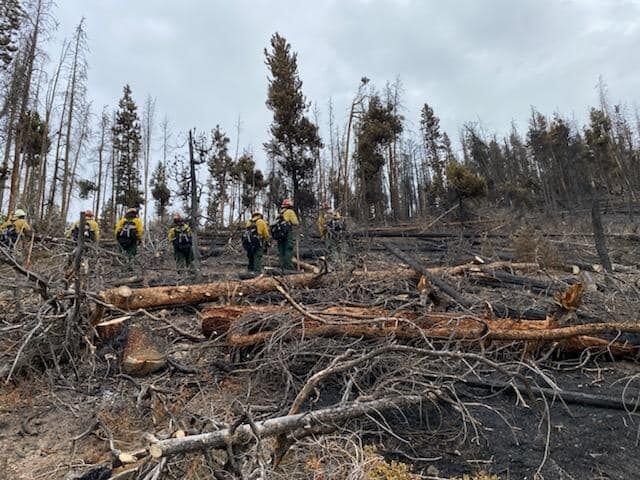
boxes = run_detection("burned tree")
[0,0,22,70]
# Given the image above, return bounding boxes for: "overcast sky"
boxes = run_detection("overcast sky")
[51,0,640,174]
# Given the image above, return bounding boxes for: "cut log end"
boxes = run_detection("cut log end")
[121,325,167,376]
[149,444,163,459]
[117,285,133,299]
[95,315,130,340]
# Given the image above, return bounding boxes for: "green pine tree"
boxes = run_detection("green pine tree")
[112,84,143,210]
[264,32,322,215]
[420,103,445,208]
[354,94,403,220]
[150,161,171,220]
[207,125,234,226]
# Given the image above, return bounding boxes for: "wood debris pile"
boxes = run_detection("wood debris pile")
[2,224,640,479]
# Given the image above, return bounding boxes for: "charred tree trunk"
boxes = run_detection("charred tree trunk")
[7,1,44,214]
[189,130,202,280]
[60,21,84,221]
[94,110,107,219]
[591,193,612,272]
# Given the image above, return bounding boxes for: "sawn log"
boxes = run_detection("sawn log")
[100,269,418,311]
[100,261,535,312]
[216,304,637,356]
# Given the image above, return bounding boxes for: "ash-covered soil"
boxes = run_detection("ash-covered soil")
[2,214,640,480]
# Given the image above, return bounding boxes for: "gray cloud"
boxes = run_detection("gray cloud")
[50,0,640,173]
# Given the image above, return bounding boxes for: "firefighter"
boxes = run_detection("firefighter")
[318,206,346,261]
[114,207,143,257]
[242,211,270,273]
[66,210,101,242]
[167,214,194,270]
[271,198,299,271]
[317,203,332,248]
[0,209,32,249]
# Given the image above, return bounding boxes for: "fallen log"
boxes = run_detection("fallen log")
[200,304,283,337]
[148,394,431,458]
[100,269,419,311]
[463,379,640,411]
[382,241,548,319]
[351,226,640,241]
[223,307,638,356]
[101,260,535,312]
[470,270,566,293]
[293,258,320,273]
[201,304,420,336]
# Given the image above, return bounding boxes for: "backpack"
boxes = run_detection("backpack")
[117,220,138,248]
[72,223,95,242]
[0,223,18,248]
[270,218,291,242]
[173,224,192,253]
[242,223,262,254]
[326,217,346,238]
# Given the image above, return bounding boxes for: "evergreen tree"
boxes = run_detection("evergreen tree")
[18,110,50,214]
[583,108,616,185]
[463,126,493,196]
[112,84,142,209]
[264,32,322,215]
[266,169,287,216]
[354,95,403,220]
[446,161,487,220]
[583,108,616,271]
[420,103,445,208]
[235,153,266,213]
[150,161,170,220]
[207,125,233,226]
[526,111,556,209]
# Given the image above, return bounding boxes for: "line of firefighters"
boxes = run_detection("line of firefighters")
[0,199,346,273]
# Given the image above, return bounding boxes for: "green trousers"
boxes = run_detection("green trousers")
[247,247,264,273]
[120,242,138,257]
[277,232,294,270]
[325,235,346,263]
[174,247,194,269]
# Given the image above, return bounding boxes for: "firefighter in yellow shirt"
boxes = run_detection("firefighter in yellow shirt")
[114,208,144,257]
[67,210,101,242]
[317,204,346,262]
[167,214,194,270]
[0,209,32,249]
[242,211,271,273]
[271,198,299,270]
[317,203,329,241]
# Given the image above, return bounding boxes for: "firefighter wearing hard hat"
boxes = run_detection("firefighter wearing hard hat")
[270,199,299,270]
[66,210,101,242]
[167,213,194,270]
[242,211,271,273]
[0,209,32,249]
[317,203,346,260]
[114,207,143,257]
